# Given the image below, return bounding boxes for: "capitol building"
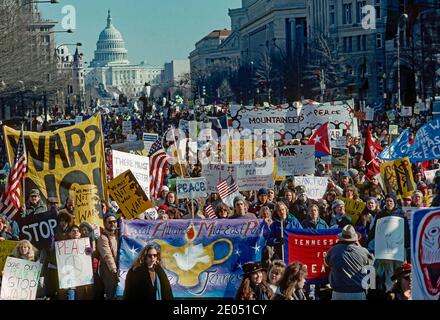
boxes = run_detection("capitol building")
[85,10,163,98]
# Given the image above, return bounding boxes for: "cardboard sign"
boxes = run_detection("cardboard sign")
[112,150,150,196]
[331,148,349,171]
[380,157,416,199]
[73,184,103,233]
[0,257,42,300]
[107,170,153,219]
[55,238,94,289]
[331,137,347,149]
[294,177,328,200]
[122,121,132,135]
[176,177,207,199]
[142,133,159,153]
[375,216,405,262]
[201,163,237,193]
[276,145,315,176]
[338,197,366,225]
[0,240,17,271]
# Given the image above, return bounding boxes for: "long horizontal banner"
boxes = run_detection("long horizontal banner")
[117,219,266,298]
[230,100,355,140]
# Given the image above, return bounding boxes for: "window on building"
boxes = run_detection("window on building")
[357,1,367,23]
[376,33,383,48]
[375,5,381,19]
[343,37,347,52]
[362,35,367,51]
[330,4,335,25]
[343,3,352,24]
[357,35,361,51]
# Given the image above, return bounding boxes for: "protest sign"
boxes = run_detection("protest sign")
[176,177,207,199]
[365,107,375,121]
[0,240,17,271]
[4,114,107,204]
[0,257,42,300]
[386,110,396,121]
[389,125,399,135]
[142,133,158,153]
[227,139,254,163]
[236,159,274,191]
[72,184,103,234]
[112,150,150,196]
[294,177,328,200]
[331,137,347,149]
[273,160,285,181]
[375,216,405,262]
[201,163,237,193]
[424,169,440,183]
[411,208,440,300]
[330,129,343,140]
[117,219,266,298]
[380,157,416,198]
[122,121,132,135]
[408,119,440,163]
[230,100,355,140]
[401,106,412,117]
[276,145,315,176]
[107,170,153,219]
[17,210,58,250]
[55,238,93,289]
[338,197,366,225]
[331,148,349,171]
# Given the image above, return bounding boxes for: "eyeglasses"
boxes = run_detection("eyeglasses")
[147,254,157,258]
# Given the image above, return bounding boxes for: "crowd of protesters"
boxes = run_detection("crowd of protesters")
[0,96,438,301]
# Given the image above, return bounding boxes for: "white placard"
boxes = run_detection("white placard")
[236,159,274,191]
[202,163,237,193]
[331,136,347,148]
[112,150,150,196]
[276,145,315,176]
[143,133,159,153]
[330,129,343,140]
[294,176,328,199]
[0,257,42,300]
[176,177,207,199]
[401,106,412,117]
[122,121,132,135]
[55,238,93,289]
[375,216,405,262]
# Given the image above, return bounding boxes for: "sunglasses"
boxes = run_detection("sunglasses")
[147,254,157,258]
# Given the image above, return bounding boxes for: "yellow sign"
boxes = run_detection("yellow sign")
[73,184,103,228]
[273,160,285,182]
[338,197,366,225]
[227,139,255,163]
[3,113,107,204]
[380,157,416,198]
[107,170,153,220]
[0,240,17,271]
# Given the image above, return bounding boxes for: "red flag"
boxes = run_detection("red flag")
[308,122,331,157]
[363,128,383,177]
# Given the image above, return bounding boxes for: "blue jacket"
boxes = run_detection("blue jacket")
[0,213,19,240]
[301,216,329,230]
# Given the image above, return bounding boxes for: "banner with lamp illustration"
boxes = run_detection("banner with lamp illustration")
[116,219,267,298]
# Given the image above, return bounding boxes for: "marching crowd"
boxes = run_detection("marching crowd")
[0,99,438,301]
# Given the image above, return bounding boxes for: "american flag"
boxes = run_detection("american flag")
[217,179,239,208]
[0,125,27,220]
[148,139,172,199]
[205,204,217,219]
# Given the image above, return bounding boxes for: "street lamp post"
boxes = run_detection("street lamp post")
[397,13,408,108]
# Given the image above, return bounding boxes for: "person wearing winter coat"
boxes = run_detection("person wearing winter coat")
[235,262,273,300]
[301,204,329,230]
[329,200,353,229]
[123,245,173,300]
[272,262,308,300]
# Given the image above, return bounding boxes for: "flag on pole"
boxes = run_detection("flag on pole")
[307,122,331,157]
[363,127,383,177]
[0,124,27,220]
[148,140,172,199]
[205,204,217,219]
[377,128,410,160]
[217,179,240,208]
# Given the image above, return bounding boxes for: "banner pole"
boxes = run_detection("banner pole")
[281,218,285,262]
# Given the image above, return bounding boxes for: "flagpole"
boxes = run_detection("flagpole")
[280,217,285,262]
[20,122,26,212]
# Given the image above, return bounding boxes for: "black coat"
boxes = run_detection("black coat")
[123,264,173,300]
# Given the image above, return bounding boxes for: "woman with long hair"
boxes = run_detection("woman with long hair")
[267,260,286,294]
[123,245,173,300]
[11,240,39,262]
[272,262,308,300]
[235,262,273,300]
[165,192,178,209]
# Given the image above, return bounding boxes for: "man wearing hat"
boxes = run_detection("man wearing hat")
[329,199,352,228]
[231,196,256,219]
[325,225,374,300]
[250,188,275,214]
[387,263,412,300]
[23,189,47,218]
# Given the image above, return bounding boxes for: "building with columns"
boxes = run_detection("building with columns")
[85,10,163,100]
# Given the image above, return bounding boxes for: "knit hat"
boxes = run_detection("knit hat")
[332,199,345,209]
[161,186,170,192]
[258,188,269,196]
[233,195,246,207]
[348,168,359,178]
[340,171,350,178]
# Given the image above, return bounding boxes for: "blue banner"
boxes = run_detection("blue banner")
[378,128,411,160]
[408,119,440,163]
[117,219,266,298]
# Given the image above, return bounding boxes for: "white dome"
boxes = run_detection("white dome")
[90,10,129,67]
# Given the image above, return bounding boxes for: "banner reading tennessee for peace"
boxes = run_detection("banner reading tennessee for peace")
[117,219,266,298]
[284,228,366,283]
[3,113,107,204]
